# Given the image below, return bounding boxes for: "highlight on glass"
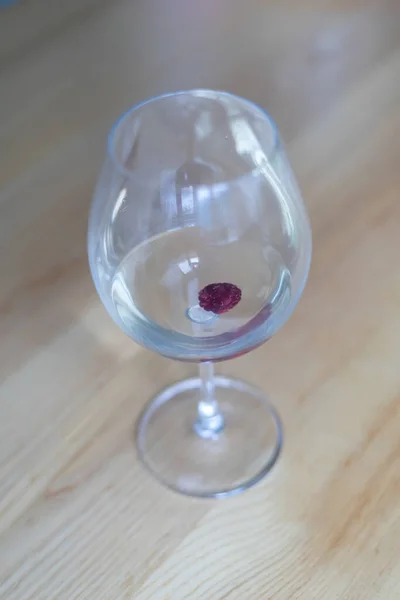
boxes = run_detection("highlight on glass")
[88,90,312,497]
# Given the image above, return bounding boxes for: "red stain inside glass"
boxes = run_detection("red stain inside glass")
[198,283,242,315]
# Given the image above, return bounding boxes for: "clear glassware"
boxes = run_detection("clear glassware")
[88,90,311,497]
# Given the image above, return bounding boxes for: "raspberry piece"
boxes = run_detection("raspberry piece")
[198,283,242,315]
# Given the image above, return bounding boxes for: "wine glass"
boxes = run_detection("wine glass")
[88,90,311,498]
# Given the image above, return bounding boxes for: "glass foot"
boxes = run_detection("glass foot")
[136,376,283,498]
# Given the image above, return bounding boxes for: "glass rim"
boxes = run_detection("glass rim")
[107,89,280,180]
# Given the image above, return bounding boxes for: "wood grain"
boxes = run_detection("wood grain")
[1,0,400,598]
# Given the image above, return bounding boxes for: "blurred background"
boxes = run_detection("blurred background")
[1,1,400,598]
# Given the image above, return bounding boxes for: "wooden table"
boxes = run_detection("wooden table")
[1,1,400,598]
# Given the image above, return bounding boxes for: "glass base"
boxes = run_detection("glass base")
[136,376,283,498]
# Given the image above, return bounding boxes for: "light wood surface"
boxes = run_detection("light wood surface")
[1,0,400,598]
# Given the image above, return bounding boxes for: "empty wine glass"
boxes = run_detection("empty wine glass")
[88,90,311,497]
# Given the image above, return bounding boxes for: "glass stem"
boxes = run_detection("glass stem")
[194,362,224,438]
